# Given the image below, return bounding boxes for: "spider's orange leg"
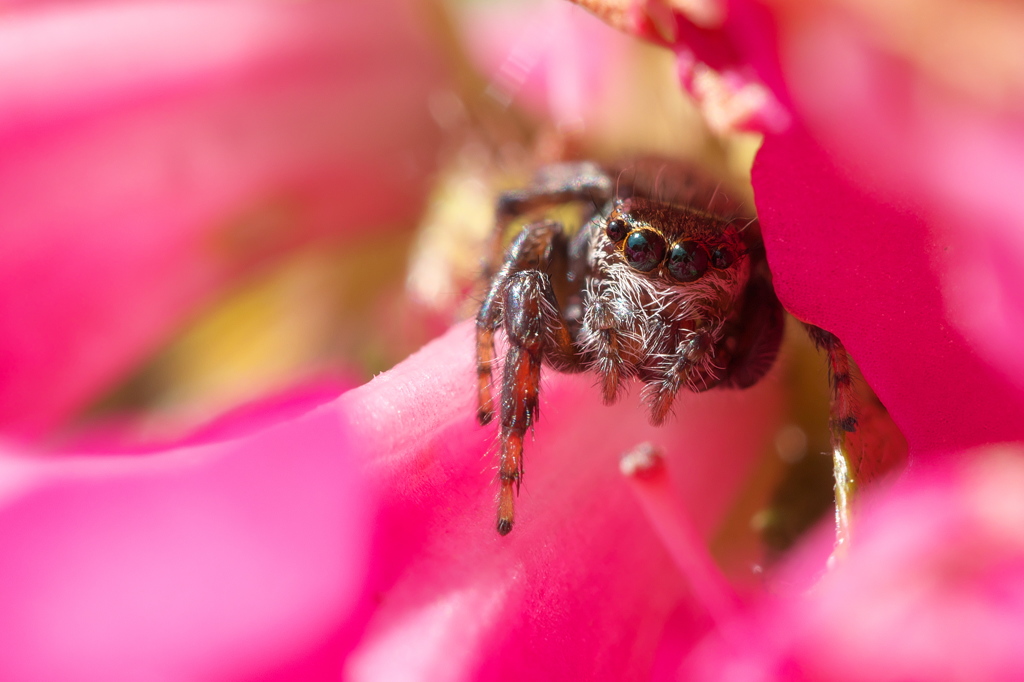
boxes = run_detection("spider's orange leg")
[494,269,581,535]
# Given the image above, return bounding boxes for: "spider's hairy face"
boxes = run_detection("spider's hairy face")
[589,196,752,341]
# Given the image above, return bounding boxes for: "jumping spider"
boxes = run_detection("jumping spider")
[476,159,857,539]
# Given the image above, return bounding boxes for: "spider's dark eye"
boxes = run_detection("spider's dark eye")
[667,241,709,282]
[624,229,666,272]
[710,245,736,269]
[605,218,628,242]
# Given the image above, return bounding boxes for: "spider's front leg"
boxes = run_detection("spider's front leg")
[494,270,574,535]
[476,220,581,535]
[477,220,575,424]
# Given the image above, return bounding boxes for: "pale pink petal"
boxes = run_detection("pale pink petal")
[0,405,370,681]
[0,0,444,438]
[461,0,622,129]
[338,321,783,681]
[664,0,791,134]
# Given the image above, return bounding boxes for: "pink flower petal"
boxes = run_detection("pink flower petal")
[0,0,444,439]
[339,321,783,681]
[585,0,792,134]
[772,7,1024,395]
[754,126,1024,458]
[0,404,370,681]
[687,448,1024,681]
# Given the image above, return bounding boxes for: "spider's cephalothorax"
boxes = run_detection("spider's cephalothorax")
[476,160,855,537]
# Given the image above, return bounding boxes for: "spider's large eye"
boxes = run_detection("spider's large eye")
[667,241,708,282]
[624,229,666,272]
[605,218,627,243]
[710,245,736,269]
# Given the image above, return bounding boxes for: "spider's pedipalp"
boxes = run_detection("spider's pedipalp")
[582,293,633,404]
[644,326,720,425]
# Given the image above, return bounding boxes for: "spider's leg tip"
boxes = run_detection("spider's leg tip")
[497,518,514,536]
[477,408,494,425]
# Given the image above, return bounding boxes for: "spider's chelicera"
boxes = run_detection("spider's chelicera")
[475,159,855,536]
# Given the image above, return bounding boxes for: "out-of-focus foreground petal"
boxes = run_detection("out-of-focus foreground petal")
[0,304,778,680]
[750,0,1024,455]
[339,322,783,681]
[0,406,370,681]
[686,447,1024,681]
[754,128,1024,457]
[766,0,1024,396]
[0,0,444,439]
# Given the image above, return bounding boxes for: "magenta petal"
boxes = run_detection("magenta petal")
[0,406,369,681]
[754,126,1024,458]
[601,0,1024,455]
[339,322,782,681]
[0,0,444,438]
[774,10,1024,395]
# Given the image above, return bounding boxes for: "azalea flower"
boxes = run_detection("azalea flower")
[4,0,1024,681]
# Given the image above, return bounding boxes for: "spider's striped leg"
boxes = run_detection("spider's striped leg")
[804,324,858,555]
[494,269,580,536]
